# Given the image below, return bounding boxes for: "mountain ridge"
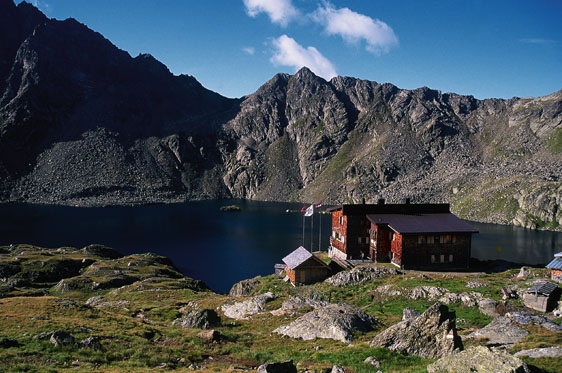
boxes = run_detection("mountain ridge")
[1,1,561,230]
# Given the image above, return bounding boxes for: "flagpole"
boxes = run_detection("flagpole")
[302,213,305,247]
[311,206,314,252]
[303,204,314,251]
[318,210,322,252]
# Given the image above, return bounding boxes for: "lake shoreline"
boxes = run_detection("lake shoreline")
[1,201,560,294]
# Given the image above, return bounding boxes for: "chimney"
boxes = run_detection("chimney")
[377,196,385,205]
[405,196,411,205]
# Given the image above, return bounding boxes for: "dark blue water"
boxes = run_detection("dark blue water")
[1,201,560,293]
[470,221,560,265]
[0,200,332,293]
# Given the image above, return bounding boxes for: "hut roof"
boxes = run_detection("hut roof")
[282,246,327,270]
[546,256,562,270]
[366,213,478,234]
[526,281,559,296]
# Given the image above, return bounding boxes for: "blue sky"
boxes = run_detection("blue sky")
[16,0,562,99]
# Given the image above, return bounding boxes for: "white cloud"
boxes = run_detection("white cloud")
[270,35,337,80]
[312,2,398,54]
[519,38,556,46]
[243,0,299,27]
[243,47,255,55]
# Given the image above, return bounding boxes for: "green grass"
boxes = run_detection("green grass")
[547,127,562,154]
[0,244,559,372]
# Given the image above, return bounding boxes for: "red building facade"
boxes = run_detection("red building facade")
[328,200,478,270]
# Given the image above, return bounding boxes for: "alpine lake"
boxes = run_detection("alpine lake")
[1,199,561,294]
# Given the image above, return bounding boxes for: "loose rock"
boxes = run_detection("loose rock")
[221,292,275,320]
[50,331,76,347]
[257,360,297,373]
[506,311,562,332]
[197,329,221,342]
[80,336,102,350]
[173,308,221,329]
[465,316,528,347]
[269,296,329,316]
[364,356,381,367]
[370,302,461,359]
[0,338,19,348]
[325,266,400,286]
[514,346,562,358]
[427,346,530,373]
[274,303,377,343]
[228,276,261,297]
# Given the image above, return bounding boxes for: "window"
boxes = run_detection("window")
[333,231,345,243]
[440,254,445,263]
[449,254,454,262]
[431,254,436,263]
[418,235,426,244]
[443,235,452,244]
[434,235,440,244]
[339,216,344,225]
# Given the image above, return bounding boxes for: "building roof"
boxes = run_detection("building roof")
[546,257,562,270]
[366,213,478,234]
[282,246,313,270]
[328,202,451,215]
[526,281,559,296]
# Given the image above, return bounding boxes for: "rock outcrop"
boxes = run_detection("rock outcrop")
[257,360,297,373]
[370,284,499,316]
[0,244,208,298]
[427,346,530,373]
[173,308,221,329]
[49,331,76,347]
[228,276,261,297]
[221,292,275,320]
[370,303,462,359]
[274,303,377,343]
[515,346,562,359]
[325,265,400,286]
[269,296,329,317]
[465,316,528,346]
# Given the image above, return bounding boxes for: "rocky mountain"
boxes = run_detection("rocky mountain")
[1,1,561,230]
[0,0,238,205]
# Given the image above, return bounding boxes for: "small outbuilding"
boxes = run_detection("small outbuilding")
[523,281,560,313]
[282,246,330,285]
[546,252,562,283]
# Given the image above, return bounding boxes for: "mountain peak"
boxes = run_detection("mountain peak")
[133,53,171,76]
[293,66,327,83]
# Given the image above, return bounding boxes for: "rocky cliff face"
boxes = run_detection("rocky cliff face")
[0,1,238,205]
[221,67,562,230]
[1,1,561,230]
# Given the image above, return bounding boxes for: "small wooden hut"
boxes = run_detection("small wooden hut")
[282,246,330,285]
[523,281,560,312]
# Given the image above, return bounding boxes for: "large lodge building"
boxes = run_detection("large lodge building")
[328,199,478,270]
